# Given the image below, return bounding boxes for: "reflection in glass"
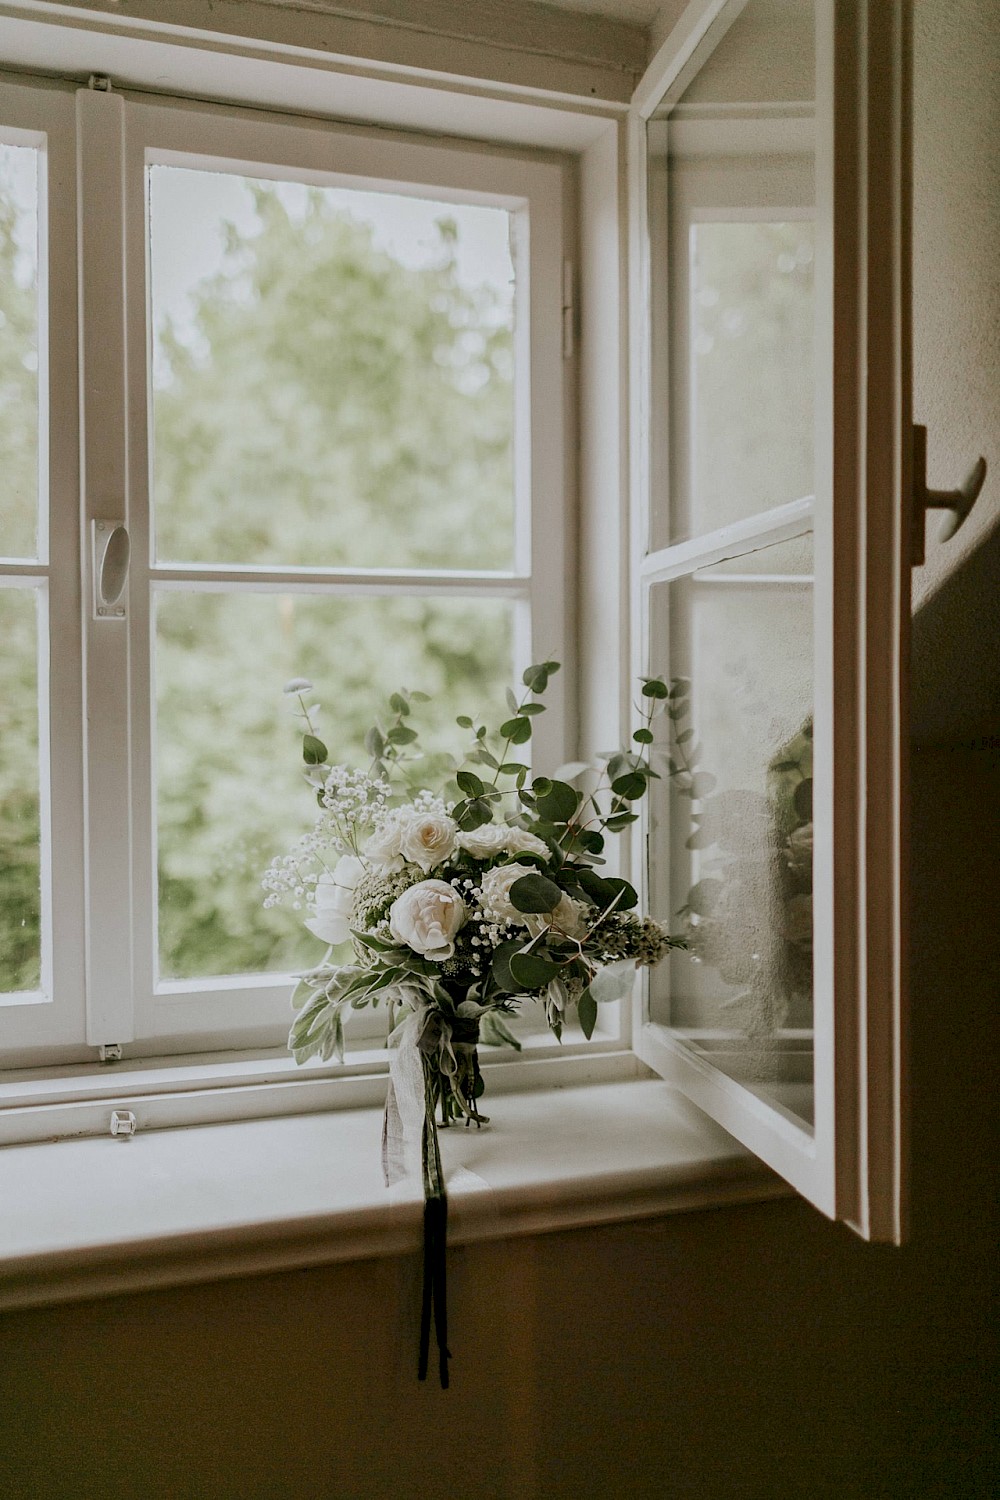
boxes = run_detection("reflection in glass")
[648,535,814,1124]
[154,590,513,980]
[0,587,41,992]
[0,143,40,561]
[646,0,816,547]
[690,221,814,531]
[149,167,516,570]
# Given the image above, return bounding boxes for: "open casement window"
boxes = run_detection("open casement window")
[630,0,911,1242]
[2,77,571,1067]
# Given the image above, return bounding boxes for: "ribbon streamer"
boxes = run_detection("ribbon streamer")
[382,1001,450,1387]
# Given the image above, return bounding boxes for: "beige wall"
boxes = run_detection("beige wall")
[1,4,997,1496]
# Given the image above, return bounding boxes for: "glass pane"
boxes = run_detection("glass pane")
[154,590,514,981]
[647,534,814,1126]
[149,166,516,570]
[647,0,816,547]
[0,587,42,993]
[688,221,814,531]
[0,142,40,560]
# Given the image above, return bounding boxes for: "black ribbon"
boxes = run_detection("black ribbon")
[418,1065,450,1387]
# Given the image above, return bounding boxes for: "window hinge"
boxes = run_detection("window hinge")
[562,260,574,360]
[110,1110,137,1138]
[99,1043,123,1063]
[88,74,113,93]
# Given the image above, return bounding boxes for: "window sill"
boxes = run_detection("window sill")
[0,1076,788,1313]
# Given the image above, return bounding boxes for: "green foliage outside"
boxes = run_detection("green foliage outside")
[0,171,515,988]
[0,149,40,992]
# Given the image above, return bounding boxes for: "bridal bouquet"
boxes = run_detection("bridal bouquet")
[264,660,685,1383]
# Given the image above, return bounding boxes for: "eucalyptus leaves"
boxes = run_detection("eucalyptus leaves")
[265,659,685,1091]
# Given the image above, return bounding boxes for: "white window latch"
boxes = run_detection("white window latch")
[92,520,130,619]
[562,261,574,360]
[110,1110,137,1138]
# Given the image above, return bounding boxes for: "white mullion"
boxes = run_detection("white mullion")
[0,79,85,1062]
[77,86,134,1049]
[523,156,568,773]
[0,567,47,585]
[149,567,531,598]
[641,495,815,585]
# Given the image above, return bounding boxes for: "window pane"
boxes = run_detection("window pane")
[687,220,814,532]
[646,0,816,548]
[149,166,516,570]
[647,534,814,1126]
[0,142,39,561]
[154,590,514,981]
[0,587,41,993]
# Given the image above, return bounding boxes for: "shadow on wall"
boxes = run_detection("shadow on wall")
[912,505,1000,744]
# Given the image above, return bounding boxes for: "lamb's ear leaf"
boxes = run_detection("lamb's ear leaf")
[590,960,636,1005]
[479,1012,523,1051]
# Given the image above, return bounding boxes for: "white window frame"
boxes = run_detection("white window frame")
[0,77,85,1063]
[629,0,911,1244]
[1,75,589,1071]
[0,0,911,1257]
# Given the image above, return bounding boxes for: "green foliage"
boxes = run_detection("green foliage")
[149,188,515,978]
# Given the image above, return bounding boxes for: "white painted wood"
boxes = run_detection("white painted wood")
[149,566,532,596]
[0,1,639,113]
[0,78,86,1058]
[76,85,136,1050]
[827,0,911,1244]
[0,1078,786,1311]
[115,89,569,1049]
[641,496,814,583]
[632,0,749,119]
[0,1044,639,1147]
[631,0,912,1244]
[577,120,628,762]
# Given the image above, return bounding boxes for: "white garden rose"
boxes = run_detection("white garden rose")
[305,854,365,946]
[399,811,458,872]
[455,824,510,859]
[503,827,550,860]
[479,862,536,926]
[363,809,408,873]
[457,823,550,862]
[389,879,466,961]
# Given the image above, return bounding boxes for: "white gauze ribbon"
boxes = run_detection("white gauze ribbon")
[382,994,431,1188]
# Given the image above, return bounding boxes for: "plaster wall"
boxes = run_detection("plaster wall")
[0,3,997,1496]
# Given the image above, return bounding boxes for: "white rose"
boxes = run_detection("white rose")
[503,827,550,860]
[400,812,458,872]
[456,824,509,860]
[479,862,536,926]
[389,880,466,961]
[456,824,550,862]
[363,809,408,873]
[305,854,364,946]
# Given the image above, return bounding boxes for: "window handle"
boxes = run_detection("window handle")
[912,425,987,565]
[92,519,130,617]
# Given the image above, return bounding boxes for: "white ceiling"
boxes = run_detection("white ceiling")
[533,0,663,22]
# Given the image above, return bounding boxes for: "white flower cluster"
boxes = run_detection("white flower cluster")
[318,765,389,848]
[364,795,456,874]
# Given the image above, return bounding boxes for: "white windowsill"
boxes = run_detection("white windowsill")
[0,1077,789,1312]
